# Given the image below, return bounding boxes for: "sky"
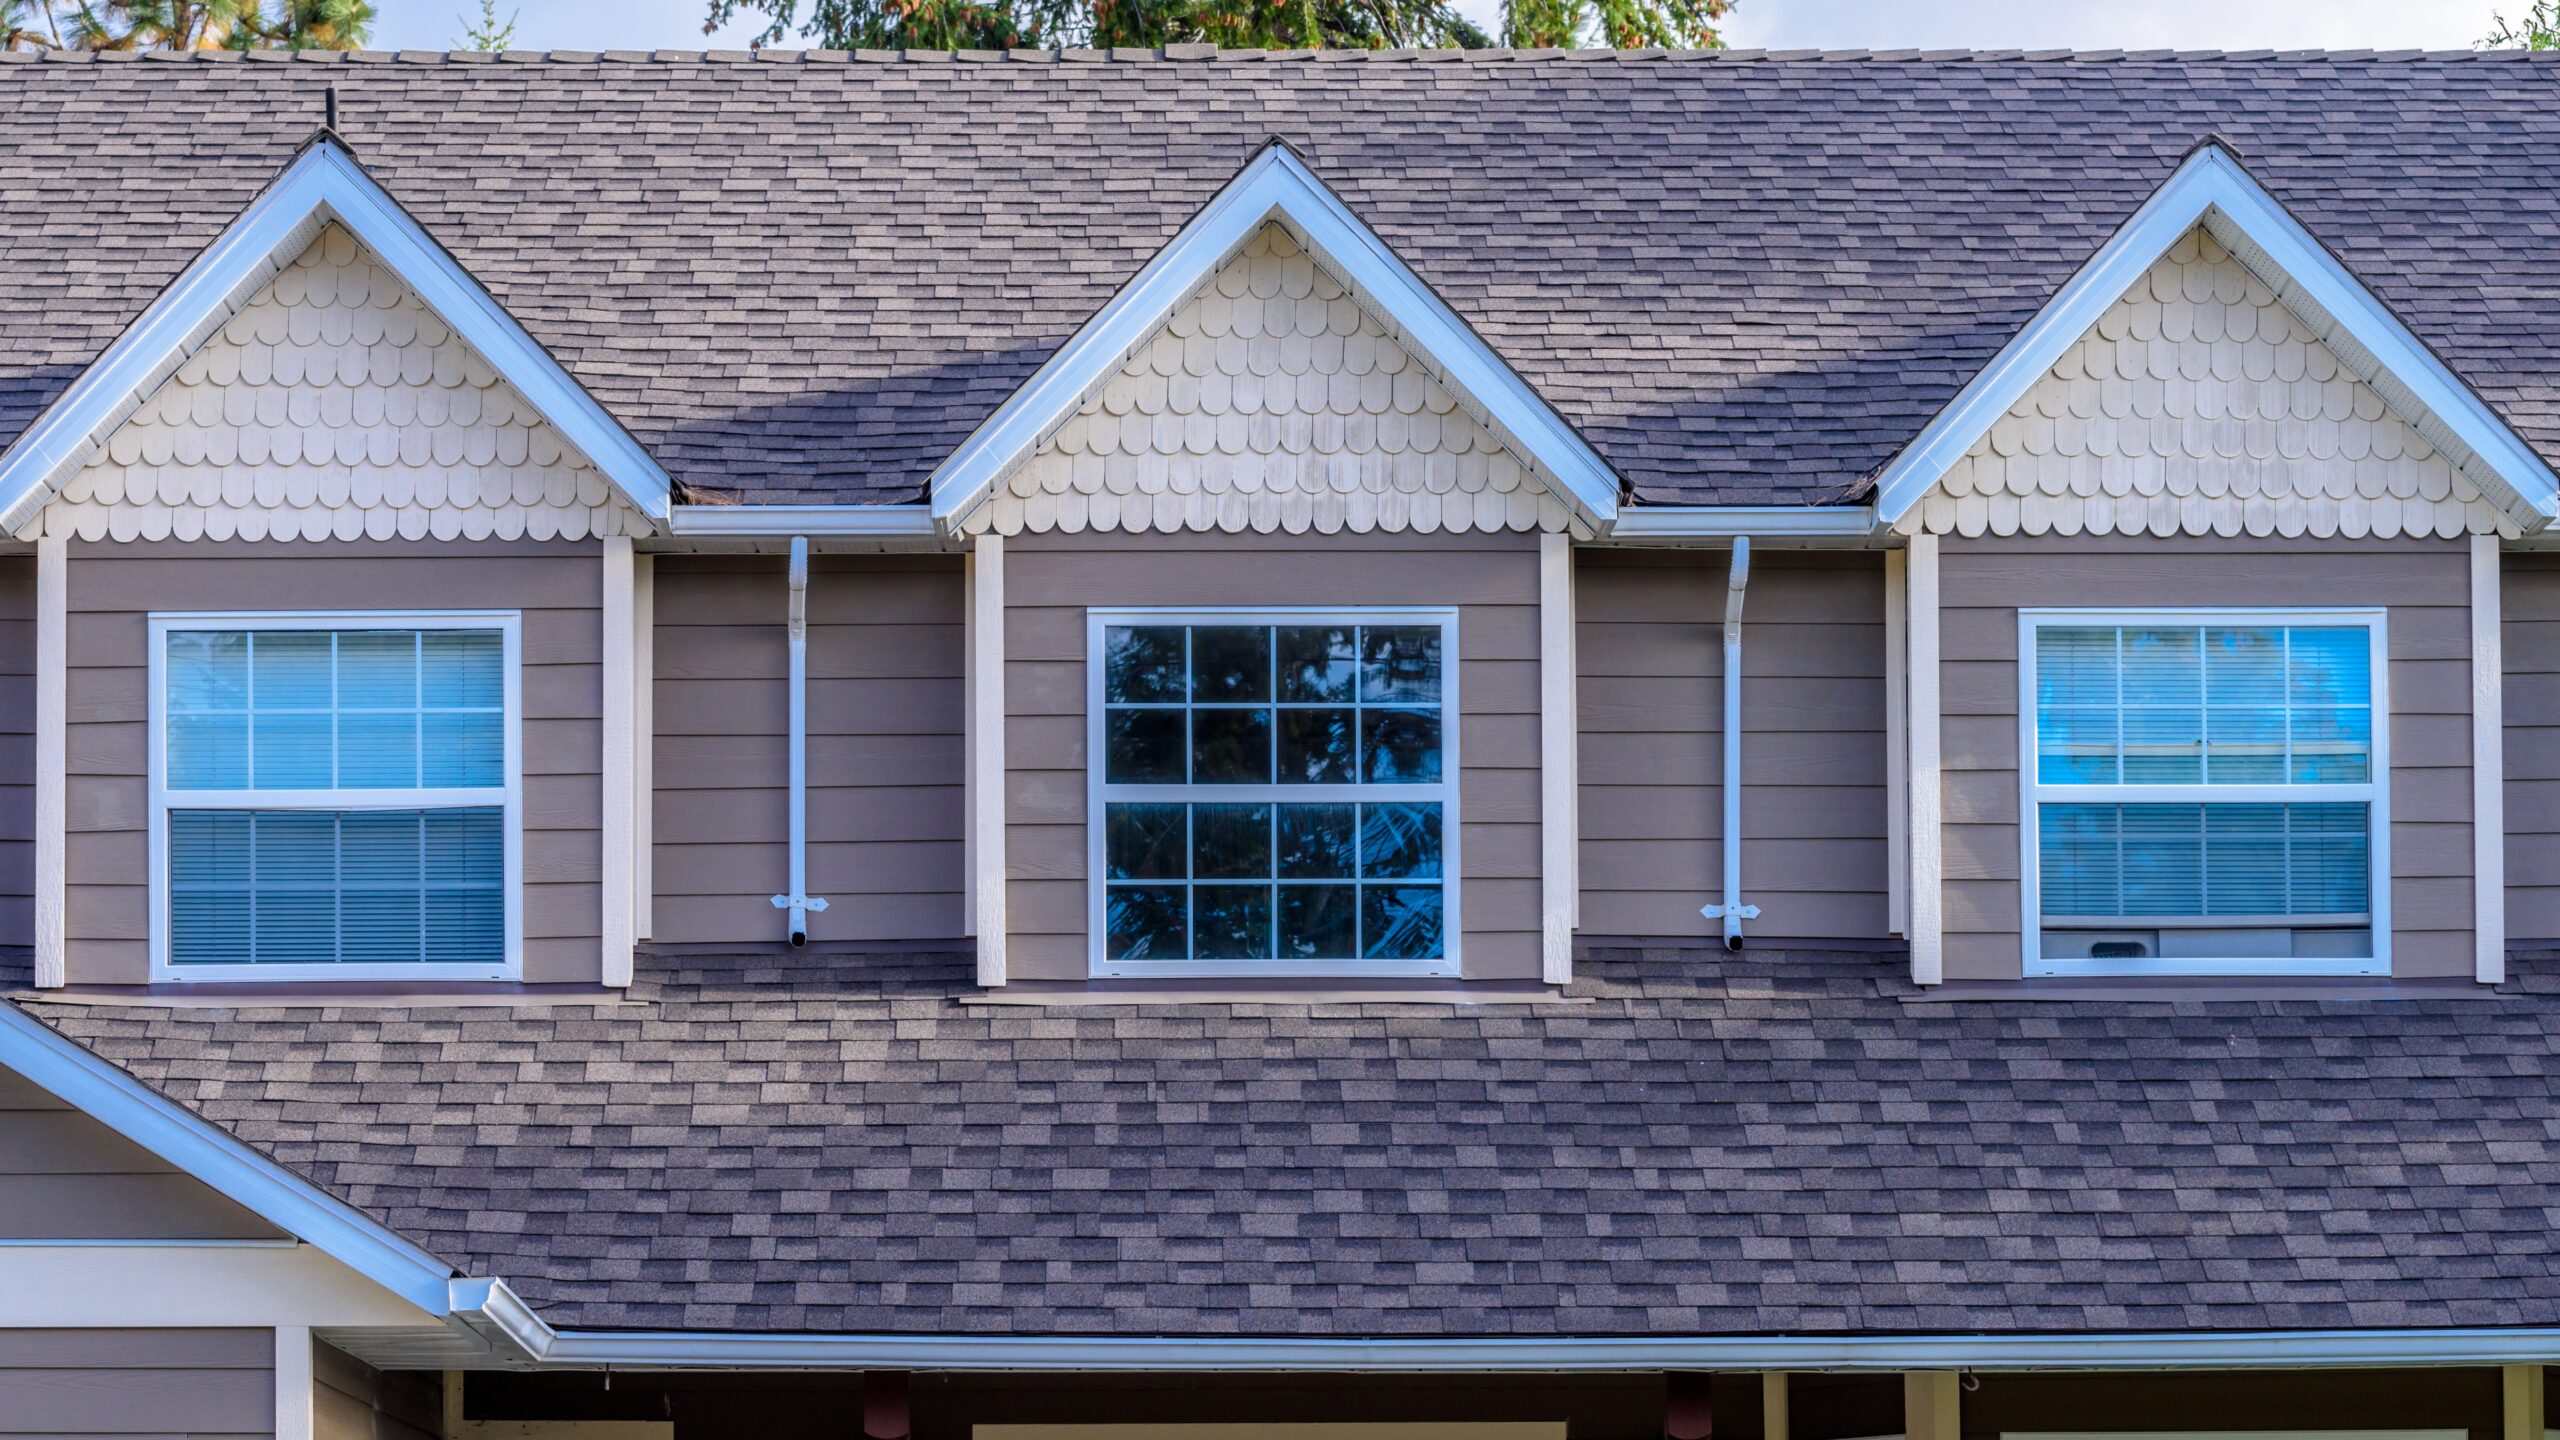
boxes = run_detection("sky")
[372,0,2526,56]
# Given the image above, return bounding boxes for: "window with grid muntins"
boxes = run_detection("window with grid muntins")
[1090,613,1457,977]
[154,619,515,978]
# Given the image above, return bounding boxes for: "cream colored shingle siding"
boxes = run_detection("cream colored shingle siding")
[34,223,647,545]
[962,224,1577,538]
[1903,228,2511,541]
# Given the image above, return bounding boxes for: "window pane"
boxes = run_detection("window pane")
[422,631,503,709]
[252,631,333,710]
[167,632,248,711]
[2204,706,2284,784]
[338,713,420,789]
[1191,709,1272,784]
[2039,801,2369,922]
[169,806,503,968]
[2120,707,2202,784]
[167,714,250,790]
[1103,626,1185,704]
[1361,885,1444,959]
[2035,627,2117,707]
[1105,803,1187,880]
[423,712,504,788]
[1193,885,1272,960]
[337,631,418,709]
[1189,627,1270,703]
[254,712,334,789]
[1278,885,1356,960]
[2036,707,2118,784]
[1277,626,1357,703]
[2203,803,2287,914]
[2120,627,2200,706]
[1104,710,1186,784]
[2289,803,2371,914]
[1105,885,1187,960]
[2120,803,2204,916]
[1360,803,1443,880]
[2291,702,2372,784]
[1277,708,1355,783]
[2038,805,2121,917]
[2289,627,2370,706]
[1276,804,1356,878]
[1191,803,1271,880]
[2204,627,2285,706]
[1360,710,1443,784]
[1360,626,1442,703]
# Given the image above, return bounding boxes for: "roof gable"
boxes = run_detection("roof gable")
[35,221,651,544]
[957,222,1583,537]
[1901,225,2514,540]
[1872,140,2560,533]
[0,134,671,537]
[928,142,1622,530]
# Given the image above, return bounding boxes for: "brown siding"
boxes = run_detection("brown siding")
[1004,529,1541,981]
[2507,554,2560,946]
[1937,532,2474,981]
[63,537,605,985]
[0,1328,272,1439]
[313,1339,439,1440]
[651,554,964,946]
[0,556,29,953]
[0,1063,282,1240]
[1575,549,1889,942]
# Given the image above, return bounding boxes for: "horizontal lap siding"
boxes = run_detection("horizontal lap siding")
[313,1340,438,1440]
[1576,550,1888,942]
[2505,555,2560,945]
[64,538,604,984]
[0,1328,272,1439]
[650,555,964,946]
[1005,530,1541,981]
[1938,533,2472,982]
[0,1064,282,1239]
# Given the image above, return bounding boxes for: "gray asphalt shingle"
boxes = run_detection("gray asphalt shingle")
[19,945,2560,1335]
[4,49,2559,508]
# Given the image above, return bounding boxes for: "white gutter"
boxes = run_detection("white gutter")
[667,504,936,539]
[436,1285,2560,1373]
[768,537,828,947]
[1606,506,1874,540]
[1701,537,1758,949]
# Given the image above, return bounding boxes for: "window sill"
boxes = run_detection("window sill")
[963,979,1581,1007]
[1906,976,2500,1004]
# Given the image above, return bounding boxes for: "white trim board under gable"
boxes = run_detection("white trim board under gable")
[0,134,672,538]
[1870,140,2560,534]
[927,142,1622,531]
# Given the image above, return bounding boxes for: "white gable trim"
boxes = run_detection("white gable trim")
[1871,141,2560,532]
[0,136,672,537]
[0,999,460,1313]
[927,143,1622,528]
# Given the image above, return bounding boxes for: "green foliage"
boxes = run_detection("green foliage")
[2483,0,2560,48]
[21,0,371,48]
[704,0,1723,52]
[456,0,514,48]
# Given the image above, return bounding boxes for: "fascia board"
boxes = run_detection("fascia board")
[0,140,673,534]
[0,1002,458,1314]
[1607,505,1876,538]
[456,1324,2560,1374]
[666,504,937,537]
[927,144,1622,526]
[1871,146,2560,527]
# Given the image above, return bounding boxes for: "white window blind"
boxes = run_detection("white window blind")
[152,616,518,981]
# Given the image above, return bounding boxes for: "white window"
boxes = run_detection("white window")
[2020,609,2388,977]
[148,613,521,982]
[1087,609,1459,978]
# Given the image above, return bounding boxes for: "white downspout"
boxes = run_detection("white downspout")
[770,536,828,947]
[1702,536,1758,950]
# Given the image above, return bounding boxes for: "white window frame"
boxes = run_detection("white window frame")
[2017,607,2391,979]
[146,610,524,984]
[1085,606,1462,980]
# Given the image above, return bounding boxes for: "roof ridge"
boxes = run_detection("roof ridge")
[6,43,2560,64]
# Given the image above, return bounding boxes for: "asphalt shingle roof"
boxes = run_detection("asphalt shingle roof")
[4,49,2559,508]
[19,945,2560,1335]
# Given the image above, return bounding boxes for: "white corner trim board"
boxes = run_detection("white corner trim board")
[0,136,672,537]
[926,142,1622,531]
[972,533,1008,985]
[32,535,64,989]
[1540,533,1576,985]
[2474,534,2507,984]
[1868,141,2560,533]
[1907,536,1943,984]
[601,538,636,986]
